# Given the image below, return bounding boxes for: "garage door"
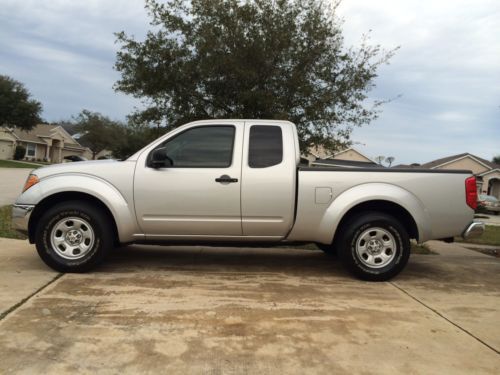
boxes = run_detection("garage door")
[0,140,14,159]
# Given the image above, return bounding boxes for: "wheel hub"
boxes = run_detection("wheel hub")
[50,217,95,260]
[366,239,383,255]
[65,229,83,245]
[355,227,397,268]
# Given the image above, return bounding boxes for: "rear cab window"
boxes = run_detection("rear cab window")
[248,125,283,168]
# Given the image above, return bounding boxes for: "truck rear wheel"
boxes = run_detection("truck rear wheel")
[35,201,113,272]
[338,212,410,281]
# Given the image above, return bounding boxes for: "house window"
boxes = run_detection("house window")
[26,143,36,158]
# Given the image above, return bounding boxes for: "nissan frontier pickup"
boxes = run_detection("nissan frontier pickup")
[12,120,484,280]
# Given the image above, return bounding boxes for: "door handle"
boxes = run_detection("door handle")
[215,175,238,184]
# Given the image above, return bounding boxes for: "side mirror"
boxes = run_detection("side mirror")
[150,147,172,168]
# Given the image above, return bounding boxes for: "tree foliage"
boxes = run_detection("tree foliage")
[385,156,395,167]
[493,155,500,165]
[73,110,119,159]
[14,145,26,160]
[114,0,395,152]
[0,75,42,130]
[109,121,160,160]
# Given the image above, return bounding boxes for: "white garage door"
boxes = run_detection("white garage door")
[0,140,14,159]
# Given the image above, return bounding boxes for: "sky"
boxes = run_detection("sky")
[0,0,498,165]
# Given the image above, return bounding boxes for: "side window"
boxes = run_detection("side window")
[248,125,283,168]
[26,143,36,157]
[158,126,235,168]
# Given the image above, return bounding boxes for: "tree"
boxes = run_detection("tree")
[493,155,500,165]
[109,120,160,160]
[73,110,119,159]
[114,0,396,153]
[374,155,385,165]
[14,145,26,160]
[0,75,42,130]
[385,156,395,167]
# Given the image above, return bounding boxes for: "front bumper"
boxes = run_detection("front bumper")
[462,221,485,239]
[11,204,35,235]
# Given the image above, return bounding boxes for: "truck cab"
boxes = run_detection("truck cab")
[133,120,297,240]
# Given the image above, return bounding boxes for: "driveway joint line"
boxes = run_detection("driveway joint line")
[0,273,63,322]
[390,281,500,356]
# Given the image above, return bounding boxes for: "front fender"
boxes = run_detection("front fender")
[17,173,138,243]
[317,183,432,244]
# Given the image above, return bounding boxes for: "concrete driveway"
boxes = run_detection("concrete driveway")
[0,168,32,205]
[0,239,499,374]
[478,214,500,226]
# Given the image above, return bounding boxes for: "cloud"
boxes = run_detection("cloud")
[338,0,500,163]
[0,0,149,121]
[0,0,498,163]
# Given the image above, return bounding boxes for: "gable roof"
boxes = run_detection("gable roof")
[306,146,373,162]
[312,159,381,168]
[332,147,374,162]
[392,163,422,169]
[420,153,500,170]
[11,124,84,148]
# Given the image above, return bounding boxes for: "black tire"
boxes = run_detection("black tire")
[35,201,113,272]
[316,242,337,256]
[337,211,410,281]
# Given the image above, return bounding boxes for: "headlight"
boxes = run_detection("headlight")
[22,174,40,193]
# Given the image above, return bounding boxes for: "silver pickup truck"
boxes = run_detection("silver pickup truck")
[12,120,484,280]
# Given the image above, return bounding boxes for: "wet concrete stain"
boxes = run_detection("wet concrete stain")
[0,246,499,374]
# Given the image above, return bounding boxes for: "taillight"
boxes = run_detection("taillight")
[465,176,477,210]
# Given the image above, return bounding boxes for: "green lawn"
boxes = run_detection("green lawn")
[0,160,40,169]
[0,205,27,240]
[456,225,500,247]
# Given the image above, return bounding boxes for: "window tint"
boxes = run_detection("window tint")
[248,125,283,168]
[160,126,235,167]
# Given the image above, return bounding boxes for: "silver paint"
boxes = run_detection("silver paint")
[13,119,476,247]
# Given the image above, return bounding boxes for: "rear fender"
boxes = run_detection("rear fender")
[318,183,432,244]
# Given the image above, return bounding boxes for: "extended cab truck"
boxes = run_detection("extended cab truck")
[12,120,485,281]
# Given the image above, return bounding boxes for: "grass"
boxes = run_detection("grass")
[456,225,500,247]
[0,205,27,240]
[0,160,40,169]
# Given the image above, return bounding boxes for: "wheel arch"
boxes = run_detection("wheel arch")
[331,200,419,248]
[28,191,119,245]
[315,183,432,245]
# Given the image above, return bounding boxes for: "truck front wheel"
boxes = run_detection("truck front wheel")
[35,201,113,272]
[338,212,410,281]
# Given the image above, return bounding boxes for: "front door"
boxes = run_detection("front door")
[134,124,243,238]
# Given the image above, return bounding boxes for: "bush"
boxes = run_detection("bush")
[13,145,25,160]
[475,202,488,214]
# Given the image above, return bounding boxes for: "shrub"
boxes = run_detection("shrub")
[14,145,26,160]
[475,202,488,214]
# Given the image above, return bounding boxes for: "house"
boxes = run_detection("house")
[0,124,89,163]
[303,146,377,167]
[417,153,500,199]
